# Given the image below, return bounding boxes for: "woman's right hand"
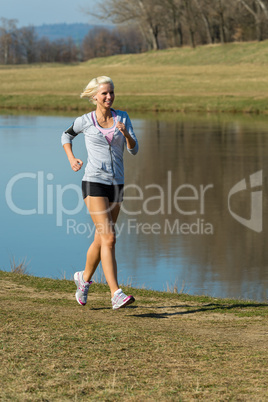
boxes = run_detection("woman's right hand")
[69,157,83,172]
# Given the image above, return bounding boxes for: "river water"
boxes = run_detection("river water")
[1,112,267,301]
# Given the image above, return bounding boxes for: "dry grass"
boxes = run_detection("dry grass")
[0,270,267,401]
[9,256,30,275]
[1,41,268,113]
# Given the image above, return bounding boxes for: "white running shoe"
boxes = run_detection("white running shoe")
[111,289,135,310]
[74,271,92,306]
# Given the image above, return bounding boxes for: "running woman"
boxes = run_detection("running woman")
[61,76,139,310]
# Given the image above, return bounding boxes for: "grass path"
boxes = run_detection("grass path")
[1,271,267,400]
[1,41,268,114]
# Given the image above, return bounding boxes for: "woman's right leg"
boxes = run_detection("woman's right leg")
[83,230,101,282]
[83,197,121,283]
[83,196,120,297]
[75,195,134,309]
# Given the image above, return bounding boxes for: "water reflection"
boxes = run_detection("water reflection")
[121,114,268,301]
[0,112,267,301]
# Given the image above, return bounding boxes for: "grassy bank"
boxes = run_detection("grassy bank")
[1,270,267,400]
[1,41,268,114]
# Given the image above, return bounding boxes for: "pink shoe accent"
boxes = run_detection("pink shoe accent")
[112,293,135,310]
[74,271,92,306]
[78,298,86,306]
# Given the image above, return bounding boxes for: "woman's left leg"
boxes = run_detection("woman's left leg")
[83,201,121,283]
[74,200,121,306]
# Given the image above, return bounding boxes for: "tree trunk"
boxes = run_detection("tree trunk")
[203,14,213,44]
[4,44,8,64]
[150,25,160,50]
[138,0,160,50]
[237,0,264,41]
[3,36,10,64]
[219,12,226,43]
[189,29,196,48]
[167,0,183,47]
[171,16,183,47]
[218,0,227,43]
[176,23,183,47]
[256,19,263,41]
[256,0,268,18]
[193,0,213,44]
[183,0,196,48]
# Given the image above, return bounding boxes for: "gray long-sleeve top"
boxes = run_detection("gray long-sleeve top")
[61,109,139,185]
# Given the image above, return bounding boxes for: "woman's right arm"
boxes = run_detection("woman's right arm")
[63,143,83,172]
[61,118,84,172]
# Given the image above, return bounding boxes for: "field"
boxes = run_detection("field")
[0,270,267,401]
[1,42,268,400]
[1,41,268,114]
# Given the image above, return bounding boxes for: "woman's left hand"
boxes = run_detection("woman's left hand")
[116,121,136,150]
[116,121,128,137]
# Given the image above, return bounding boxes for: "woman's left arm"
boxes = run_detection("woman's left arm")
[116,121,136,150]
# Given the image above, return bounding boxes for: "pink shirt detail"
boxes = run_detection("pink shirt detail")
[92,111,117,145]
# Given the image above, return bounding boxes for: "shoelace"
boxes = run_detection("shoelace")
[113,292,124,303]
[80,283,90,291]
[79,278,90,292]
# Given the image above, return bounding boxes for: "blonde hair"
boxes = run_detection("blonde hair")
[80,76,114,105]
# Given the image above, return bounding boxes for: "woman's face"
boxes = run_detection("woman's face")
[95,83,115,109]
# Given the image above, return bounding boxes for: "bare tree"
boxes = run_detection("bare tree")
[84,0,163,50]
[36,37,79,63]
[198,0,236,44]
[217,0,227,43]
[83,28,122,59]
[19,26,38,63]
[137,0,163,50]
[38,37,54,62]
[116,24,146,53]
[83,0,268,49]
[0,18,18,64]
[181,0,199,47]
[52,38,79,62]
[192,0,213,44]
[161,0,184,47]
[236,0,268,40]
[2,1,268,64]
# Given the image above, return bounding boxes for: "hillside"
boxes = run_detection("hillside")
[86,39,268,65]
[1,40,268,114]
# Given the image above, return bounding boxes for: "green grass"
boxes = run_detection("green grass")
[1,41,268,114]
[85,40,268,66]
[1,270,267,400]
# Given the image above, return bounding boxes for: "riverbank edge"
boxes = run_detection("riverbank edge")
[1,94,268,115]
[0,270,267,309]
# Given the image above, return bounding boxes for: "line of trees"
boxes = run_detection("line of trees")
[89,0,268,50]
[0,18,146,64]
[0,18,80,64]
[1,0,268,64]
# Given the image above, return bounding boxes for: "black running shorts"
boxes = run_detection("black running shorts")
[82,181,124,203]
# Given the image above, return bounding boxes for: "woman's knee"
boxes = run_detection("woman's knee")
[93,231,102,247]
[101,232,116,249]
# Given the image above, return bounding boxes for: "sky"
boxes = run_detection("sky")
[1,0,105,27]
